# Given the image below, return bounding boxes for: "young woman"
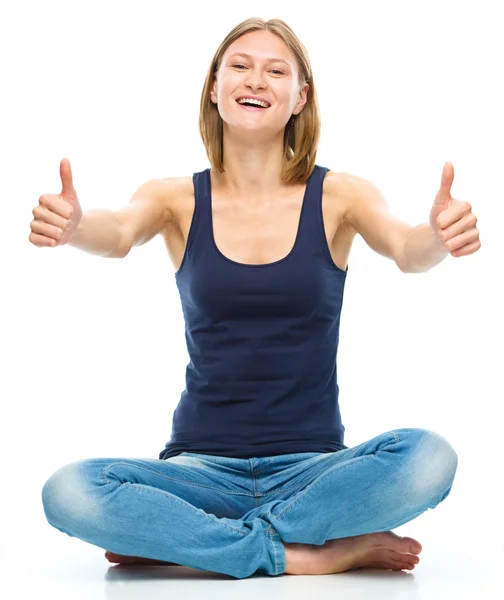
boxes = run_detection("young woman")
[34,17,478,579]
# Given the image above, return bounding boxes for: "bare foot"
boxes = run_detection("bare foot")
[105,552,178,566]
[105,530,422,574]
[284,531,422,575]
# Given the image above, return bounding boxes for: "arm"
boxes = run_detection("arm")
[68,179,173,258]
[343,164,481,273]
[400,223,450,273]
[342,174,413,272]
[67,209,125,258]
[114,178,174,256]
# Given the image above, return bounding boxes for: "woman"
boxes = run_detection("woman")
[34,17,471,579]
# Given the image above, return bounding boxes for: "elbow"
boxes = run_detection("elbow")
[108,244,130,259]
[396,255,415,273]
[396,254,410,273]
[398,260,427,274]
[112,227,132,258]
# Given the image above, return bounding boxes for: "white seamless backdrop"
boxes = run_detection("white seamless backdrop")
[1,0,502,596]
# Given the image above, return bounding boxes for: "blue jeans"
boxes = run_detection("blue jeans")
[41,427,457,579]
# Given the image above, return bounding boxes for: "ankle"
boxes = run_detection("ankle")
[283,542,320,575]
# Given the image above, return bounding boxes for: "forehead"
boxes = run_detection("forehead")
[226,51,291,66]
[223,31,294,66]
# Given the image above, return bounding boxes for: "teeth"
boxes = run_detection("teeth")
[237,98,269,108]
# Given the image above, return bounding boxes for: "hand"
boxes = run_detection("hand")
[29,158,83,248]
[429,162,481,257]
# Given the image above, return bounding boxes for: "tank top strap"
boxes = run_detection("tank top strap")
[192,167,213,245]
[176,168,212,273]
[296,164,331,257]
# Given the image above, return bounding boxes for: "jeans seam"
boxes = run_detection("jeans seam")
[102,462,256,497]
[101,465,249,536]
[391,431,401,444]
[272,455,368,521]
[270,527,278,574]
[101,461,316,498]
[268,525,282,575]
[272,431,401,522]
[122,480,250,537]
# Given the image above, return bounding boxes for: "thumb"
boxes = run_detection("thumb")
[60,158,77,198]
[434,161,454,207]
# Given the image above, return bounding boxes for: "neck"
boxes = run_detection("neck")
[213,129,290,206]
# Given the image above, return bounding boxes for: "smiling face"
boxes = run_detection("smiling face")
[210,30,309,135]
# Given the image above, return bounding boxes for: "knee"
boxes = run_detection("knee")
[399,428,458,504]
[420,428,457,469]
[41,460,98,528]
[395,427,458,467]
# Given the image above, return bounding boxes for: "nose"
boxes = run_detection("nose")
[244,68,267,92]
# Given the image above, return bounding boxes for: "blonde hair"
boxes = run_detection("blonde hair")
[198,17,321,185]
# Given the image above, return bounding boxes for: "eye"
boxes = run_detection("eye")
[232,64,284,75]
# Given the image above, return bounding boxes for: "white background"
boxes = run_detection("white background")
[1,0,502,597]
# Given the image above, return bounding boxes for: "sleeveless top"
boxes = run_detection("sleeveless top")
[158,164,349,460]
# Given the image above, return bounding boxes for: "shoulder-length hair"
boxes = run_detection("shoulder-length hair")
[198,17,321,185]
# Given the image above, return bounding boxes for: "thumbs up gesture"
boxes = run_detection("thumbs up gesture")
[29,158,83,247]
[429,162,481,258]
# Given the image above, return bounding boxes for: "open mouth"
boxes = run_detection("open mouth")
[235,99,270,110]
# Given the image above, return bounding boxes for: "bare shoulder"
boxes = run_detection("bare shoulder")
[322,170,357,232]
[324,170,390,229]
[159,175,194,223]
[333,171,394,230]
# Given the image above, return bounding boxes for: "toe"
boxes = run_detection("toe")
[389,550,420,566]
[391,557,416,571]
[404,537,422,554]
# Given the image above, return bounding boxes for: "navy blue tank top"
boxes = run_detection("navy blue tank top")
[159,164,349,460]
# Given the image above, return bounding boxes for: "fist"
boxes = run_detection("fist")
[29,158,82,247]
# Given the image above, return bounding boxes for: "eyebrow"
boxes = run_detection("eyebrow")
[227,52,290,66]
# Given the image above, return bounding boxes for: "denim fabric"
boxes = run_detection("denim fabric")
[41,427,458,579]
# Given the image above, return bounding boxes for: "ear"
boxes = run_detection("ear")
[293,82,309,115]
[210,79,218,105]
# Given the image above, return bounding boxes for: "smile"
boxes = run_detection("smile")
[235,99,270,111]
